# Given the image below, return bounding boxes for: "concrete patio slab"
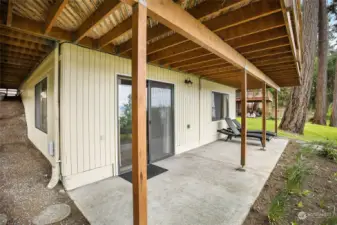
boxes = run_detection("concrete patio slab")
[68,138,288,225]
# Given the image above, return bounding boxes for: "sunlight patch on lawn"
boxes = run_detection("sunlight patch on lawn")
[236,117,337,142]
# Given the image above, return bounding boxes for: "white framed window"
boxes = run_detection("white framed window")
[35,78,47,133]
[212,92,229,121]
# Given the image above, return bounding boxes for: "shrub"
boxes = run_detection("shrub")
[286,159,309,194]
[322,216,337,225]
[268,191,289,224]
[311,140,337,163]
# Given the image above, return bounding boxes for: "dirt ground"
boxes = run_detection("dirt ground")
[243,140,337,225]
[0,100,89,225]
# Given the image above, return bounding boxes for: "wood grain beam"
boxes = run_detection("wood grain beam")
[170,54,219,69]
[0,45,45,57]
[75,0,121,43]
[244,45,291,59]
[0,30,53,45]
[45,0,69,34]
[241,70,247,167]
[147,6,284,62]
[133,0,279,89]
[6,0,13,26]
[2,15,96,49]
[131,3,147,225]
[0,52,42,61]
[275,90,278,135]
[152,13,286,65]
[0,36,50,52]
[116,0,248,53]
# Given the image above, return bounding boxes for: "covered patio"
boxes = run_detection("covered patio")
[69,138,289,225]
[1,0,302,223]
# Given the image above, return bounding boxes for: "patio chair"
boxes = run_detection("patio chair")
[217,118,271,146]
[232,119,276,137]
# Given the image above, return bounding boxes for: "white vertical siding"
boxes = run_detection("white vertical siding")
[59,43,236,189]
[21,49,57,166]
[199,79,236,145]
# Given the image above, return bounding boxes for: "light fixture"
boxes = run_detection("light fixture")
[184,78,193,86]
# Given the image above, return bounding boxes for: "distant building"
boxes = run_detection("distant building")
[236,89,273,117]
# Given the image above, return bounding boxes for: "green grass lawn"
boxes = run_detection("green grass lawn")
[236,117,337,142]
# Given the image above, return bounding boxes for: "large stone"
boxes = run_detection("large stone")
[0,214,7,225]
[32,204,71,225]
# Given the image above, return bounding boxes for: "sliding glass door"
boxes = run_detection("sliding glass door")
[117,77,174,173]
[148,81,174,162]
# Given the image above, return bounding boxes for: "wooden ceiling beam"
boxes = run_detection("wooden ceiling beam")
[237,37,290,54]
[0,36,50,52]
[2,15,96,49]
[123,0,279,89]
[75,0,121,43]
[226,26,288,48]
[147,6,284,62]
[116,0,248,53]
[149,13,285,64]
[0,52,42,61]
[262,65,296,72]
[200,67,240,76]
[0,31,53,46]
[169,26,288,68]
[255,59,295,67]
[6,0,13,26]
[0,45,45,57]
[45,0,68,34]
[170,54,219,69]
[186,62,229,73]
[159,34,289,66]
[0,61,32,68]
[244,46,292,59]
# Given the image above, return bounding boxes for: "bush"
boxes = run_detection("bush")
[268,191,289,224]
[311,140,337,163]
[286,159,309,193]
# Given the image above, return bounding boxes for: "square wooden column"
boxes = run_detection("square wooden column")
[240,70,247,168]
[274,90,278,135]
[262,82,267,149]
[132,3,147,225]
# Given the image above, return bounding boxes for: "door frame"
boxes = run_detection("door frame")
[116,74,175,175]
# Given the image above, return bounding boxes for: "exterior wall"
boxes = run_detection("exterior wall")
[59,43,236,190]
[21,48,58,166]
[199,79,236,146]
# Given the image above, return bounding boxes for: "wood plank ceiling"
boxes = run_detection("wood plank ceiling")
[0,0,302,89]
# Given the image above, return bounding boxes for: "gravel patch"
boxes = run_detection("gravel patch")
[0,100,89,225]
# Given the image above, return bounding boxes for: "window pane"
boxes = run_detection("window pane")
[35,78,47,133]
[212,92,229,121]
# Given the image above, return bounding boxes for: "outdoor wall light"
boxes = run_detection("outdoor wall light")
[184,78,193,86]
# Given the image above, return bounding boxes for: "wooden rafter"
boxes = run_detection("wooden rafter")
[149,13,286,64]
[6,0,13,26]
[0,36,50,52]
[147,6,284,60]
[45,0,69,34]
[117,0,252,53]
[74,0,121,43]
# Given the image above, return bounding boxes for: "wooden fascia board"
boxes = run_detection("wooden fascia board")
[45,0,69,34]
[126,0,279,89]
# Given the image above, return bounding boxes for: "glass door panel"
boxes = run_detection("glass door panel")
[118,78,133,173]
[148,81,174,162]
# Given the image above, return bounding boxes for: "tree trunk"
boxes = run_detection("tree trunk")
[330,59,337,127]
[312,0,328,125]
[279,0,319,134]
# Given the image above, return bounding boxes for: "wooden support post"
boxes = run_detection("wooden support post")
[132,3,147,225]
[262,82,267,149]
[275,90,278,135]
[240,70,247,169]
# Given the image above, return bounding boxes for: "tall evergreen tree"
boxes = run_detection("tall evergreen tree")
[279,0,319,133]
[312,0,329,125]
